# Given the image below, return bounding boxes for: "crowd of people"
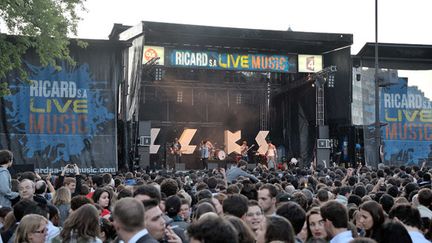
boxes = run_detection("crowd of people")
[0,148,432,243]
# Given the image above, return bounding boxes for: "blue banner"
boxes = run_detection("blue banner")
[166,49,297,73]
[380,78,432,166]
[2,63,117,173]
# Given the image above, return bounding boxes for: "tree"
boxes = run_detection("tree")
[0,0,87,96]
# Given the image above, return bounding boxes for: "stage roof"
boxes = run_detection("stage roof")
[353,42,432,70]
[109,21,353,54]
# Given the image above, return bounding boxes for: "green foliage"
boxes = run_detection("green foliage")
[0,0,86,96]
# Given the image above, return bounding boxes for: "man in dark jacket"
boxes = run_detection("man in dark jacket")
[112,198,159,243]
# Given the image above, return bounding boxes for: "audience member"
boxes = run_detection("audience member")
[320,201,353,243]
[276,202,306,243]
[389,204,430,243]
[14,214,48,243]
[256,215,295,243]
[112,198,158,243]
[306,207,327,241]
[0,150,19,208]
[357,201,385,241]
[258,184,278,216]
[187,215,238,243]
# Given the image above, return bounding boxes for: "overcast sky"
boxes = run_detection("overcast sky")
[77,0,432,98]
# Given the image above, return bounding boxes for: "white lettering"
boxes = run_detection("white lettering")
[401,95,408,108]
[28,80,78,98]
[184,52,190,65]
[174,51,209,67]
[60,81,68,97]
[176,52,182,65]
[384,93,431,109]
[69,82,76,98]
[43,81,51,97]
[29,80,38,97]
[51,81,60,97]
[190,53,195,65]
[384,93,391,108]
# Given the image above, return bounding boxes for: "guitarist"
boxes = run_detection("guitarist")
[170,138,182,170]
[240,141,249,162]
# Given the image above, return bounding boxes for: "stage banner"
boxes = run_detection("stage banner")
[165,48,297,73]
[1,63,117,174]
[380,78,432,166]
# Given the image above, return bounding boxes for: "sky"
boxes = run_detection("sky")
[77,0,432,98]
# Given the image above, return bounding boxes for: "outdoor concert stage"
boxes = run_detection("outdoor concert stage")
[112,21,354,170]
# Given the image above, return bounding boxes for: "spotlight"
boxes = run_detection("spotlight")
[154,68,163,81]
[327,75,335,88]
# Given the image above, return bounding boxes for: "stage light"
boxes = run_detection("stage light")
[327,75,335,88]
[155,68,163,80]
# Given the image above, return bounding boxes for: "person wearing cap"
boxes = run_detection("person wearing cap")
[276,193,292,208]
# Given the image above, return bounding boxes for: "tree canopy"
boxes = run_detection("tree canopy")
[0,0,86,96]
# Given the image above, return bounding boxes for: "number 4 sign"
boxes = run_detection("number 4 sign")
[306,56,315,72]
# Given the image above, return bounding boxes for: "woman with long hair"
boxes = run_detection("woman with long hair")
[256,215,295,243]
[306,207,327,241]
[57,204,102,242]
[92,187,112,217]
[14,214,48,243]
[52,186,71,226]
[357,201,385,242]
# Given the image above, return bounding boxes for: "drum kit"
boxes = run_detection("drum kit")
[210,143,263,163]
[213,149,226,160]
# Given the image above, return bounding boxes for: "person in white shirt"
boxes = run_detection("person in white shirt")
[417,188,432,219]
[320,201,353,243]
[389,204,430,243]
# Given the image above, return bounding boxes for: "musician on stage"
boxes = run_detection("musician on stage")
[170,138,182,170]
[199,140,212,170]
[266,140,277,170]
[240,141,249,162]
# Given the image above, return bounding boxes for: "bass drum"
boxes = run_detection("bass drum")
[215,150,226,160]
